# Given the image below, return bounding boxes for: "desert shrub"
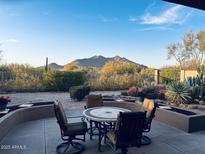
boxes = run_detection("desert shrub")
[88,62,154,90]
[201,86,205,98]
[145,93,158,99]
[43,71,86,91]
[141,87,158,99]
[190,86,201,99]
[121,85,166,100]
[137,91,145,102]
[90,73,139,90]
[157,93,165,100]
[142,86,156,94]
[64,63,79,71]
[128,86,138,96]
[187,75,205,87]
[0,64,44,91]
[165,82,191,105]
[139,68,155,86]
[69,85,91,101]
[100,61,140,75]
[190,86,205,100]
[160,66,180,83]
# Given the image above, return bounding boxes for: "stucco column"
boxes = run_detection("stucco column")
[155,69,160,85]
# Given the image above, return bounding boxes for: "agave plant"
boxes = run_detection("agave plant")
[165,82,191,105]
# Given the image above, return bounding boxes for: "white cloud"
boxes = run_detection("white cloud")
[99,15,118,23]
[135,26,174,32]
[0,39,19,43]
[140,5,191,25]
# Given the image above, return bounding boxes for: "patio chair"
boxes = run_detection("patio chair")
[54,101,87,154]
[85,94,103,140]
[141,98,158,145]
[85,94,103,108]
[105,111,146,154]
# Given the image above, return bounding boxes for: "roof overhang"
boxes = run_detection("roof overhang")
[163,0,205,11]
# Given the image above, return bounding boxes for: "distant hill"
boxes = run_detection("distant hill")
[38,55,147,70]
[38,63,64,70]
[66,55,147,68]
[48,63,64,70]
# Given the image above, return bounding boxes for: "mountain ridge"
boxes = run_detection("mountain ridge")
[67,55,147,68]
[39,55,147,70]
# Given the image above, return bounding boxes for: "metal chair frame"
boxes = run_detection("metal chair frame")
[54,101,87,154]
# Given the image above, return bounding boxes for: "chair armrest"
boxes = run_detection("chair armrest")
[67,116,85,122]
[67,116,84,118]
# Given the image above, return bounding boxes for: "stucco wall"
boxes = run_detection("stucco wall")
[180,70,198,82]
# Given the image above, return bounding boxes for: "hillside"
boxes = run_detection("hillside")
[38,63,64,70]
[38,55,147,70]
[66,55,147,68]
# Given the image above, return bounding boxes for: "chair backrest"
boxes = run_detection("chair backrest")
[141,98,158,131]
[86,94,103,108]
[114,112,146,148]
[54,101,68,132]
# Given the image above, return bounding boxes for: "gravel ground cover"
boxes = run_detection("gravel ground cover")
[0,91,121,110]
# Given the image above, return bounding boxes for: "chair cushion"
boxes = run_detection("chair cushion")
[107,132,116,144]
[54,101,68,124]
[63,122,87,136]
[141,98,155,118]
[86,95,103,108]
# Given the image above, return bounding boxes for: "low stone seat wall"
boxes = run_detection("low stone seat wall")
[0,103,55,141]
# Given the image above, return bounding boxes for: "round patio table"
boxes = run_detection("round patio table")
[83,106,130,151]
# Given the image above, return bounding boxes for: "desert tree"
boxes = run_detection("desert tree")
[167,30,205,72]
[183,31,205,75]
[167,42,190,70]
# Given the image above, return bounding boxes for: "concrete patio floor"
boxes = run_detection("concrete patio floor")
[1,109,205,154]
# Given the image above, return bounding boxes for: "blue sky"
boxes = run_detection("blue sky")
[0,0,205,68]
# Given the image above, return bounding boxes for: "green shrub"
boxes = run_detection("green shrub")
[190,86,201,99]
[0,64,44,91]
[190,86,205,100]
[69,86,91,101]
[160,67,180,83]
[157,93,165,100]
[43,71,86,91]
[88,62,154,90]
[187,75,205,87]
[201,86,205,98]
[141,86,164,100]
[165,82,191,105]
[145,93,157,99]
[142,86,156,94]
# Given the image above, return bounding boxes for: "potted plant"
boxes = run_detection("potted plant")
[0,96,11,111]
[128,86,138,97]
